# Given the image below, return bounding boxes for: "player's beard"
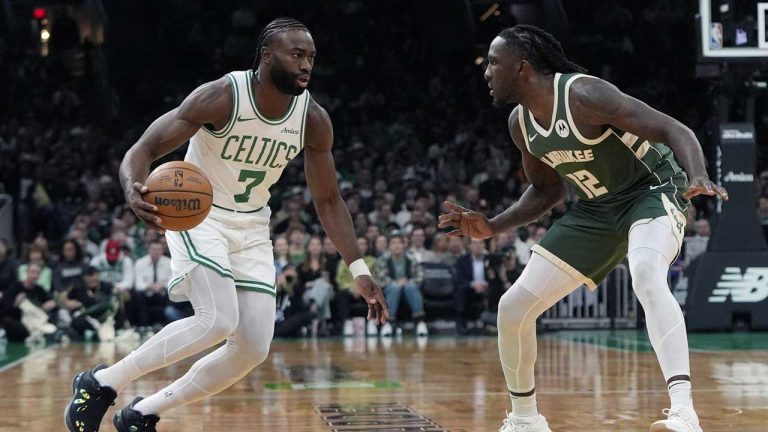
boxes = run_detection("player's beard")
[270,65,306,96]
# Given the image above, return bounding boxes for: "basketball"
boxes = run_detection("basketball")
[142,161,213,231]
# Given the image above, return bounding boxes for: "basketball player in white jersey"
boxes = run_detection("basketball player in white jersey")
[65,18,388,432]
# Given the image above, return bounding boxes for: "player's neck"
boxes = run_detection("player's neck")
[252,69,294,119]
[520,74,556,129]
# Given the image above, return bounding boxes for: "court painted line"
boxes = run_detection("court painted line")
[0,344,58,373]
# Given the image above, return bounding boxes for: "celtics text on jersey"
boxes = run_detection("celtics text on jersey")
[185,69,310,212]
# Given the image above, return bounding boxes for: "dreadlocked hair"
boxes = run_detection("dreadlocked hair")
[498,25,586,75]
[253,17,310,70]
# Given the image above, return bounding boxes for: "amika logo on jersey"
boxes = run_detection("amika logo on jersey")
[219,135,300,169]
[541,149,594,168]
[281,127,300,135]
[154,197,202,212]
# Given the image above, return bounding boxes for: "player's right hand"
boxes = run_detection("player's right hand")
[438,201,495,239]
[127,182,165,233]
[355,275,389,325]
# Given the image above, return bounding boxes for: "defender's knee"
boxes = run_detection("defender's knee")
[497,284,539,332]
[629,249,668,303]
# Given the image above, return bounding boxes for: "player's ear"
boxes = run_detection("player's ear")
[518,59,530,74]
[261,46,272,64]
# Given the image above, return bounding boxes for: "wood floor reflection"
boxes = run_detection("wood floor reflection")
[1,331,767,431]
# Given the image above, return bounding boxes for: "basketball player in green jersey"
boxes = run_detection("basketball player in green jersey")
[439,25,728,432]
[65,18,388,432]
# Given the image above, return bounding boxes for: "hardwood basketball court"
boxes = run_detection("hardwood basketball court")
[1,331,766,431]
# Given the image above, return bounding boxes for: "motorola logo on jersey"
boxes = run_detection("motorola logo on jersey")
[154,197,202,212]
[708,267,768,303]
[723,171,754,183]
[555,119,570,137]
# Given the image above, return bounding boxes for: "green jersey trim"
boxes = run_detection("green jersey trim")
[180,231,234,279]
[234,278,276,297]
[211,203,264,213]
[563,74,613,146]
[517,108,534,154]
[201,73,239,138]
[235,285,277,297]
[299,94,310,150]
[527,72,562,137]
[246,69,298,125]
[168,275,185,290]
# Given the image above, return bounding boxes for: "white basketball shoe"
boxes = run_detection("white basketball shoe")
[499,412,553,432]
[650,406,702,432]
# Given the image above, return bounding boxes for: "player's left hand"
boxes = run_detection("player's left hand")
[355,275,389,325]
[684,175,729,201]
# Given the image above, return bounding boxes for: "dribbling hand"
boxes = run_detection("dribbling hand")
[127,182,165,233]
[684,176,729,201]
[438,201,495,239]
[355,275,389,325]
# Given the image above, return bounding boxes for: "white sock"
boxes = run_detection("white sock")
[497,254,581,420]
[134,290,275,415]
[668,379,693,408]
[95,267,240,392]
[510,390,538,418]
[94,358,142,393]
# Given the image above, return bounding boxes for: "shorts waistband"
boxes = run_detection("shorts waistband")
[211,203,264,214]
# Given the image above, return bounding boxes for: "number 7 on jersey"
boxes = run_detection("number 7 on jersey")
[234,169,266,203]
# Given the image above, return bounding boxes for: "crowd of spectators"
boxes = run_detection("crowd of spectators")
[1,1,765,343]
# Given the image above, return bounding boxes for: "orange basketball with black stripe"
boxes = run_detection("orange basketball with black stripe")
[142,161,213,231]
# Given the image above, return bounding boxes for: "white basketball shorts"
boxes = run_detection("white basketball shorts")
[165,206,275,302]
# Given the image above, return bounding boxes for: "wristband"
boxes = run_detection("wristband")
[350,258,372,278]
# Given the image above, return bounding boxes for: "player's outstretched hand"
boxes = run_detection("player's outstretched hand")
[684,176,729,201]
[355,275,389,325]
[438,201,495,240]
[127,182,166,233]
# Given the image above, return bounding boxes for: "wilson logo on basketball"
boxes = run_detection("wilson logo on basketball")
[154,197,201,212]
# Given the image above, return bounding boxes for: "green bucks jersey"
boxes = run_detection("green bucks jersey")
[518,73,688,209]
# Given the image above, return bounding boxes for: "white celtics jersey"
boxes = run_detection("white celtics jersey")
[185,69,310,212]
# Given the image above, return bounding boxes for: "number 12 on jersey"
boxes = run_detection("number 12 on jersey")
[566,169,608,198]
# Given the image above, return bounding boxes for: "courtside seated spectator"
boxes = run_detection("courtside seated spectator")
[62,266,118,341]
[90,239,134,291]
[335,237,377,336]
[454,238,490,334]
[408,227,438,264]
[52,239,87,293]
[132,240,172,327]
[376,235,427,337]
[2,263,57,342]
[18,244,53,292]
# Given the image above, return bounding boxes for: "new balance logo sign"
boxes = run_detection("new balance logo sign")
[723,171,754,183]
[708,267,768,303]
[721,129,754,140]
